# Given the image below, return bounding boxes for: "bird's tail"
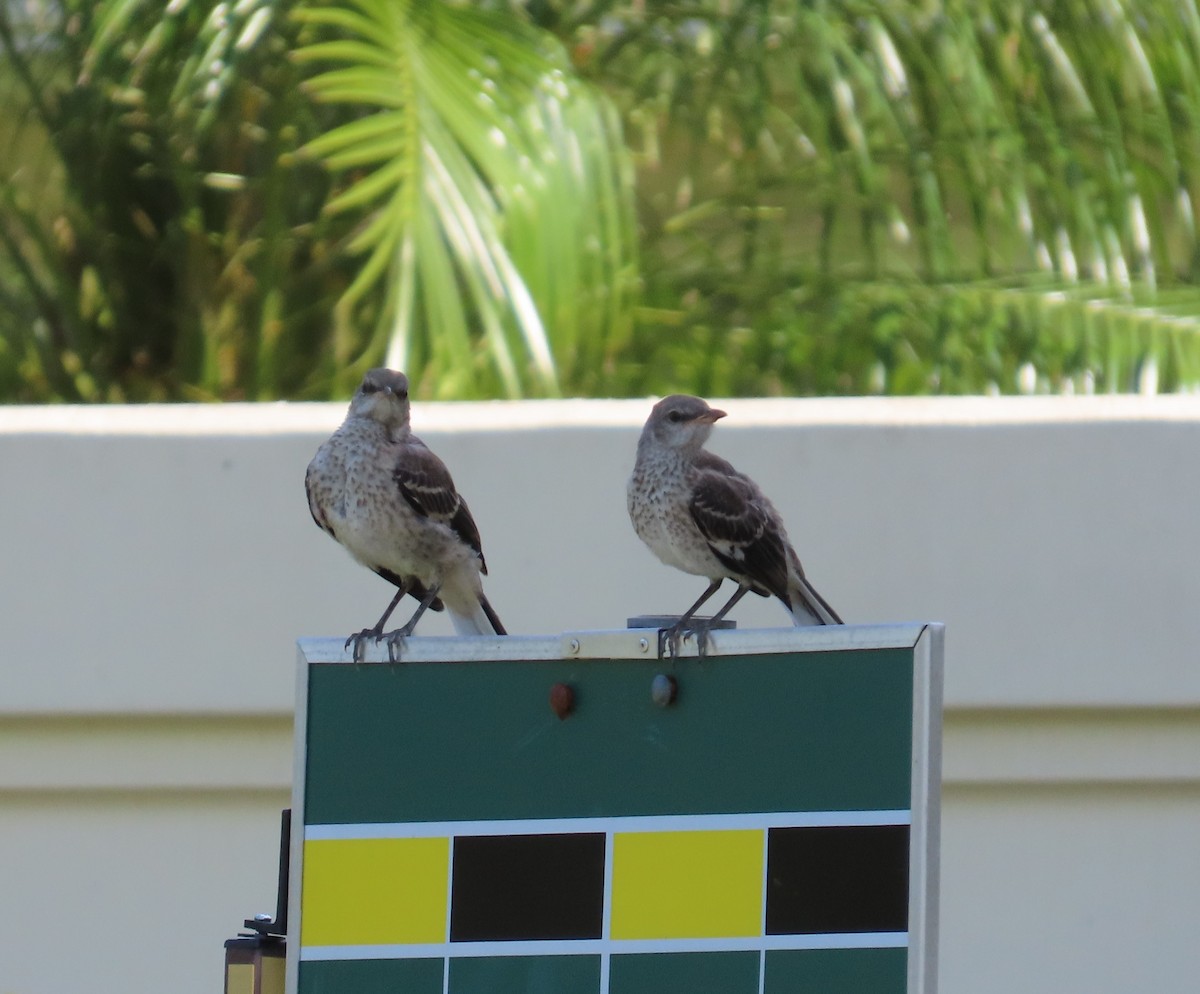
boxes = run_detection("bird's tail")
[447,591,507,636]
[786,573,843,626]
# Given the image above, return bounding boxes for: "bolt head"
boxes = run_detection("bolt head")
[651,673,678,707]
[550,682,575,719]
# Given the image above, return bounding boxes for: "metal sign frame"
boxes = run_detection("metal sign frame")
[287,623,942,994]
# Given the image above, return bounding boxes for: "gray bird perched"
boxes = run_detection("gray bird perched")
[627,394,841,656]
[306,368,506,660]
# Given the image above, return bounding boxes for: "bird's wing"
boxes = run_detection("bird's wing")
[393,440,460,518]
[688,454,791,602]
[393,438,488,572]
[304,462,334,537]
[448,496,488,574]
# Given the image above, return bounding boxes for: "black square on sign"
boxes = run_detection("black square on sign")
[765,825,909,935]
[450,833,606,942]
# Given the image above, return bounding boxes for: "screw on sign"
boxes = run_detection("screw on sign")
[550,682,575,720]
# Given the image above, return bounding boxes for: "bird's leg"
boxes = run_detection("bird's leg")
[660,579,724,659]
[688,585,751,657]
[345,584,409,662]
[384,583,443,662]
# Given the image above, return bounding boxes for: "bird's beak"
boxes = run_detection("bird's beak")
[701,408,727,423]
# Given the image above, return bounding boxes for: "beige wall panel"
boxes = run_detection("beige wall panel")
[0,790,289,994]
[1,396,1197,994]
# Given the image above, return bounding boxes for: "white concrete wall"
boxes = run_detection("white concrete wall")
[1,396,1197,994]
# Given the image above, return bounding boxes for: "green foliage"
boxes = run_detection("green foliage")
[0,0,343,401]
[613,277,1200,396]
[293,0,637,397]
[0,0,635,401]
[547,0,1200,395]
[4,0,1200,400]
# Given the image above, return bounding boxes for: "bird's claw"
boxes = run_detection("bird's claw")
[344,628,384,663]
[684,621,714,659]
[383,623,419,663]
[658,622,713,660]
[343,629,410,663]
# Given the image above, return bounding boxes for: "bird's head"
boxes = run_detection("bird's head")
[643,394,727,451]
[347,368,411,430]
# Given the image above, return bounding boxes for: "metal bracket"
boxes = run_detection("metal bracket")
[559,618,737,660]
[560,628,658,659]
[240,809,290,939]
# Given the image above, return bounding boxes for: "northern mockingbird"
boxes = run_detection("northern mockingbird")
[306,368,506,660]
[628,394,841,655]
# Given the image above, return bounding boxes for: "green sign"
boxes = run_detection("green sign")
[288,624,942,994]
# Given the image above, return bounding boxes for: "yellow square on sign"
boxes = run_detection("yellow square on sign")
[610,829,764,939]
[301,837,449,946]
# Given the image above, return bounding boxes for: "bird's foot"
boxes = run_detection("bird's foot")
[382,623,420,663]
[658,620,714,660]
[686,620,715,659]
[344,627,384,663]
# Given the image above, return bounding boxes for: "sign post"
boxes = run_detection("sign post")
[287,623,942,994]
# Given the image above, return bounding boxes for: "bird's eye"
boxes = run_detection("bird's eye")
[360,381,379,395]
[667,410,683,423]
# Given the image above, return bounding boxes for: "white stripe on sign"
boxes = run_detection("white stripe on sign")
[304,809,911,840]
[299,931,910,961]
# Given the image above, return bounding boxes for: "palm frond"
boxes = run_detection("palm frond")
[568,0,1200,393]
[294,0,637,398]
